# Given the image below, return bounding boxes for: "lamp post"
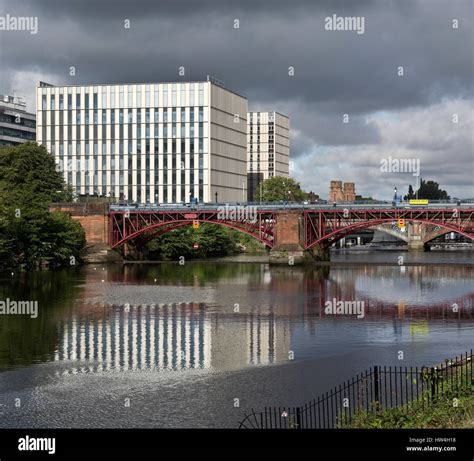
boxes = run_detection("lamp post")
[392,187,398,207]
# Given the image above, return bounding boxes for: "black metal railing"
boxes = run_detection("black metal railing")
[239,350,473,429]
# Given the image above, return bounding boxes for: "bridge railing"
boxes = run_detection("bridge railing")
[110,199,474,212]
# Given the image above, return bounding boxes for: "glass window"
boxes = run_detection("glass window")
[68,94,72,110]
[42,94,47,110]
[198,84,204,105]
[172,84,177,106]
[181,109,186,123]
[50,95,55,110]
[135,89,141,109]
[59,95,64,110]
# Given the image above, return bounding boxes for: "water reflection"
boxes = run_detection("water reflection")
[0,262,472,374]
[53,303,290,374]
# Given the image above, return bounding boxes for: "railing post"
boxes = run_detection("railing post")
[373,366,380,408]
[430,367,436,401]
[296,407,302,429]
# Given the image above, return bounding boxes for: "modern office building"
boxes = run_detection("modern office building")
[36,78,248,203]
[0,95,36,146]
[247,111,290,201]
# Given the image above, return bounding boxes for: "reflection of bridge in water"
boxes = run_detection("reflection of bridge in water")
[53,303,290,374]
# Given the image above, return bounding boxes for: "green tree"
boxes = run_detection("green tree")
[254,176,307,202]
[144,223,237,260]
[404,179,450,201]
[0,142,85,269]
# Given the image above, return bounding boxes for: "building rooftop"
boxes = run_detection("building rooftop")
[37,75,247,99]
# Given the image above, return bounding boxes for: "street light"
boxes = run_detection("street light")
[392,187,398,207]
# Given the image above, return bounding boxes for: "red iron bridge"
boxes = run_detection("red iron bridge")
[49,201,474,263]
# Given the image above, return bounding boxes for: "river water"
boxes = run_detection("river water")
[0,250,472,428]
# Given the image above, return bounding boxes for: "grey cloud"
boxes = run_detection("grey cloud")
[1,0,472,199]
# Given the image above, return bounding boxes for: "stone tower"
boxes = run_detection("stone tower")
[329,181,344,202]
[343,182,355,201]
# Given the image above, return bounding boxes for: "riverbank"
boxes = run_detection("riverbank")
[119,250,474,266]
[342,393,474,429]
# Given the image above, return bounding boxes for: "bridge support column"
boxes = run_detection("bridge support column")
[407,222,426,252]
[270,211,329,264]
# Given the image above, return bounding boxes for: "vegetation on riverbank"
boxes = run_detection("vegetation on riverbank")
[0,143,85,270]
[141,223,267,260]
[340,362,474,429]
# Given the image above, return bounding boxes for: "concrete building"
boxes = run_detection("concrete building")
[329,180,356,203]
[0,95,36,146]
[36,77,248,204]
[247,111,289,201]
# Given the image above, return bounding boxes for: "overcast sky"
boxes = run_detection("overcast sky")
[1,0,472,199]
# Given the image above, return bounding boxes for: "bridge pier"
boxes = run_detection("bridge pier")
[269,211,329,264]
[407,222,426,252]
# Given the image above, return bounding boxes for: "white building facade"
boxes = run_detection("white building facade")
[247,111,289,201]
[36,79,248,204]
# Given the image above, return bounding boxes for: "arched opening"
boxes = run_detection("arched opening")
[306,218,474,250]
[112,219,274,249]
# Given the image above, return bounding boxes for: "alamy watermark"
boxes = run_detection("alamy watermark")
[217,204,257,222]
[0,298,38,319]
[380,156,420,176]
[0,14,38,35]
[324,14,365,35]
[324,298,365,319]
[18,436,55,455]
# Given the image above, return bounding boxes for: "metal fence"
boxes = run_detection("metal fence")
[239,349,473,429]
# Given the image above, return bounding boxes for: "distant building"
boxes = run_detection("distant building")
[247,111,289,201]
[36,78,248,204]
[329,180,356,202]
[0,95,36,146]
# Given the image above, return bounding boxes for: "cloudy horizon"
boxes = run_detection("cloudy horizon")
[1,0,472,200]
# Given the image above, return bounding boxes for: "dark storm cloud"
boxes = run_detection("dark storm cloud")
[1,0,472,198]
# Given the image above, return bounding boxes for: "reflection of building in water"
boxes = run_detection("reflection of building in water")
[210,312,290,370]
[54,303,290,373]
[55,304,212,372]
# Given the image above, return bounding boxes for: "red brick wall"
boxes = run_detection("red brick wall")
[275,212,302,247]
[73,215,108,244]
[50,203,109,244]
